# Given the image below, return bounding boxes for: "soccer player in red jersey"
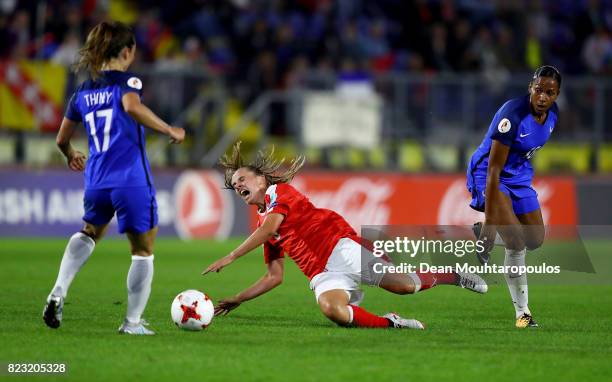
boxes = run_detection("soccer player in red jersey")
[203,143,487,329]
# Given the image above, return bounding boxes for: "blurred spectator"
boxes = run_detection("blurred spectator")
[362,20,390,60]
[525,23,544,70]
[339,21,365,64]
[183,36,208,69]
[428,23,451,72]
[8,10,31,59]
[284,54,310,88]
[247,50,278,100]
[50,31,79,67]
[495,23,524,71]
[582,27,612,74]
[448,18,475,71]
[0,14,11,57]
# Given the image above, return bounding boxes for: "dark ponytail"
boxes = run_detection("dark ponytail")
[74,21,135,79]
[532,65,562,88]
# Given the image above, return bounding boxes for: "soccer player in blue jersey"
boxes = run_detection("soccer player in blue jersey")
[467,65,562,328]
[42,21,185,335]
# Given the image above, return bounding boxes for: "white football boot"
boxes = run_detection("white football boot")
[118,319,155,335]
[455,272,488,294]
[43,295,64,329]
[383,313,425,329]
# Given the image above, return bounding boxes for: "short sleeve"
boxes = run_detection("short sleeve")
[264,242,284,263]
[489,100,522,146]
[64,92,81,122]
[265,184,292,216]
[118,74,143,96]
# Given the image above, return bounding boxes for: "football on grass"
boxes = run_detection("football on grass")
[171,290,214,330]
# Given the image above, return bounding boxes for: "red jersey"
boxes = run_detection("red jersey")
[257,183,359,279]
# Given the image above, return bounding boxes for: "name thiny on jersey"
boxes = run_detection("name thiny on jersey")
[64,70,153,190]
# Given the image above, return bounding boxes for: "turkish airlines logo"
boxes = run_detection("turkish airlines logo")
[174,171,234,239]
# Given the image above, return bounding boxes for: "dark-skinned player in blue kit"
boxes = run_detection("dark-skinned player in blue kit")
[467,65,562,328]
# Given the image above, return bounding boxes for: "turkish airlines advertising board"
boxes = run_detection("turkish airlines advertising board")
[0,170,237,238]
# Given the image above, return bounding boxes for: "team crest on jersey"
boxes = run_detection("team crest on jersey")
[127,77,142,90]
[266,185,278,210]
[498,118,511,133]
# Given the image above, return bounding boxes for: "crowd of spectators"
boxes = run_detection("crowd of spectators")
[1,0,611,96]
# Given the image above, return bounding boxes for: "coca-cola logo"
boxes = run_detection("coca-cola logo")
[292,177,392,230]
[437,179,552,225]
[437,179,484,225]
[174,171,234,239]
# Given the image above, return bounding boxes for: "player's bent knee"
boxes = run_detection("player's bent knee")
[525,237,544,251]
[503,236,525,251]
[385,282,413,295]
[318,301,349,325]
[81,223,107,242]
[399,286,413,295]
[393,280,415,295]
[380,273,415,295]
[318,299,335,317]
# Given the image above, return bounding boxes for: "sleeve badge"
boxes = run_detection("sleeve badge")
[497,118,511,133]
[127,77,143,90]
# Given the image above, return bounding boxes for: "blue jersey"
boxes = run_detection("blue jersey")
[467,95,558,188]
[65,70,153,190]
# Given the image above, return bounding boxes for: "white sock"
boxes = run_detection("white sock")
[49,232,95,299]
[126,255,154,324]
[346,305,354,324]
[407,273,422,292]
[504,248,530,318]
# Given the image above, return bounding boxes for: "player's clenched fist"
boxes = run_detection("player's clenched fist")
[168,126,185,144]
[67,151,86,171]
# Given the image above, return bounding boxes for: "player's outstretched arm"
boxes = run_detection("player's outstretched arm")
[214,257,284,316]
[121,92,185,144]
[202,213,285,275]
[56,117,86,171]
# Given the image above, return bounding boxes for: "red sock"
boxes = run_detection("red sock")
[414,271,457,291]
[348,305,390,328]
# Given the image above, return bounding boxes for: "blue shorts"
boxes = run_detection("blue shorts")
[469,182,540,216]
[83,186,158,234]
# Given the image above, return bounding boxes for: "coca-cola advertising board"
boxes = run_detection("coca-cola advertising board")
[250,173,577,230]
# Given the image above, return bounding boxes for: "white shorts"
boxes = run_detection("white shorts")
[309,238,389,306]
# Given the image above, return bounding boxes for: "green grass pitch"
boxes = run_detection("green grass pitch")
[1,238,611,381]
